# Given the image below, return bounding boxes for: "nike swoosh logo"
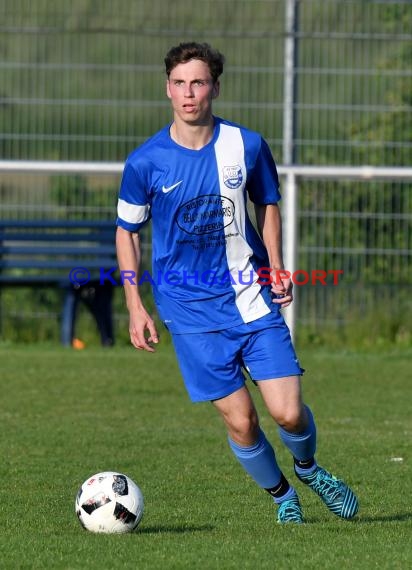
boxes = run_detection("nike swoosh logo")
[162,180,183,193]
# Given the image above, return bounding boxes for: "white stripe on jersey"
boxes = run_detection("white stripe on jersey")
[117,198,150,224]
[214,124,270,322]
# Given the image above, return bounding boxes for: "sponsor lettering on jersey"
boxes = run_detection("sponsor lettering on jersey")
[176,194,235,235]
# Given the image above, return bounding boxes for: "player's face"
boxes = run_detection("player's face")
[166,59,219,125]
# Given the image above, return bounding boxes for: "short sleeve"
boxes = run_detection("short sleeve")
[247,138,281,205]
[116,161,151,232]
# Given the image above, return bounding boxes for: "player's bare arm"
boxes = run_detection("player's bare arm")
[116,227,159,352]
[254,203,293,308]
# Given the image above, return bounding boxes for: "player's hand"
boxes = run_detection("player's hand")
[129,308,159,352]
[271,270,293,309]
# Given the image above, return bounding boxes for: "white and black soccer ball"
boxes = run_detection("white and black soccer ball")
[75,471,144,533]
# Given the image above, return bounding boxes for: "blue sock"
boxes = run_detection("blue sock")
[274,485,297,504]
[278,405,317,475]
[228,429,282,490]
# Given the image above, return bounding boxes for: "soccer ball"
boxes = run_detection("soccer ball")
[75,471,144,533]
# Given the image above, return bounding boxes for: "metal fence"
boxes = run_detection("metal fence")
[1,162,410,343]
[1,0,411,165]
[0,0,411,343]
[292,170,412,341]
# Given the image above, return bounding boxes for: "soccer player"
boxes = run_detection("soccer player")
[116,42,359,523]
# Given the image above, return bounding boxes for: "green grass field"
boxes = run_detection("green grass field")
[1,344,411,569]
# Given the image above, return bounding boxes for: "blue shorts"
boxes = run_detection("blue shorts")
[171,309,304,402]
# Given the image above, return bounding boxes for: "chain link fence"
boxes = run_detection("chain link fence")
[1,0,411,165]
[0,0,411,345]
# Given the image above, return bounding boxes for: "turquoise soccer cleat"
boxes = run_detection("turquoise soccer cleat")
[296,465,359,519]
[277,495,304,524]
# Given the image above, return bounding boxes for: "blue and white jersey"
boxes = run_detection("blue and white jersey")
[117,117,281,333]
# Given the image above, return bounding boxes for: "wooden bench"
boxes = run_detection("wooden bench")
[0,220,117,346]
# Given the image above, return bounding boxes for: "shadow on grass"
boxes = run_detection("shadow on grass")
[139,524,215,534]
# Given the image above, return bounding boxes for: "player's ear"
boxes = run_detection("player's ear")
[212,80,220,99]
[166,79,172,99]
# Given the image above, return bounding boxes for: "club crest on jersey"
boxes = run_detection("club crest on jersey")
[223,165,243,189]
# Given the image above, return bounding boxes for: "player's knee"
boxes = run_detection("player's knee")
[229,411,259,445]
[275,407,305,433]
